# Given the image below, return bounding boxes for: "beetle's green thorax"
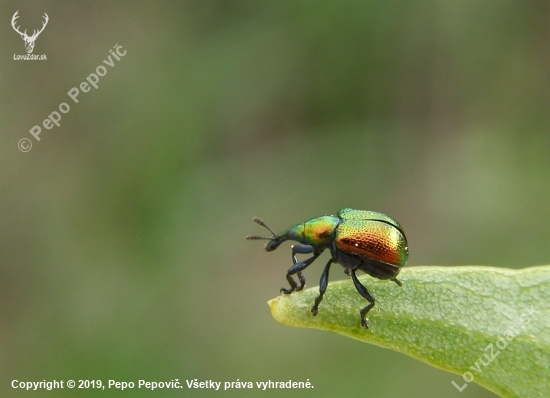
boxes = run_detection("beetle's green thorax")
[265,215,339,251]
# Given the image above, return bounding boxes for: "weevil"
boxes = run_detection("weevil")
[246,208,408,328]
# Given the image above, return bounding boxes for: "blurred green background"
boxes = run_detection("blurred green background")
[2,1,550,397]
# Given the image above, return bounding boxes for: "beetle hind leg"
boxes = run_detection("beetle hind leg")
[391,277,402,287]
[350,269,375,329]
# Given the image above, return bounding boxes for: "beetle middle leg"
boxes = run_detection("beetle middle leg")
[281,245,319,294]
[311,259,333,316]
[350,269,375,329]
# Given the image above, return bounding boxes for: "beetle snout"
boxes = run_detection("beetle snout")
[264,239,278,251]
[265,235,287,251]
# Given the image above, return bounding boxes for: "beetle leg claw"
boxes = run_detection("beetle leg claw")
[280,286,294,294]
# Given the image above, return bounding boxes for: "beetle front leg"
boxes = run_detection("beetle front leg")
[291,244,314,291]
[281,249,319,295]
[311,259,333,316]
[350,269,375,329]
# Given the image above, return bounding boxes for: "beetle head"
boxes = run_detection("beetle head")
[246,217,286,251]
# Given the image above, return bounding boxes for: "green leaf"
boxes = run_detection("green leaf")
[268,265,550,398]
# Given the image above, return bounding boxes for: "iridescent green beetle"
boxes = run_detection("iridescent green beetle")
[246,208,408,328]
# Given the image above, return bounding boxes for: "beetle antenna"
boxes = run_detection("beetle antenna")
[245,235,272,240]
[245,217,277,240]
[252,217,277,236]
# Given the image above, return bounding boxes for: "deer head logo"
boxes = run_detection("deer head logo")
[11,11,49,54]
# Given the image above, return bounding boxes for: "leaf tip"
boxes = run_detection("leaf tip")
[267,296,279,312]
[268,296,288,324]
